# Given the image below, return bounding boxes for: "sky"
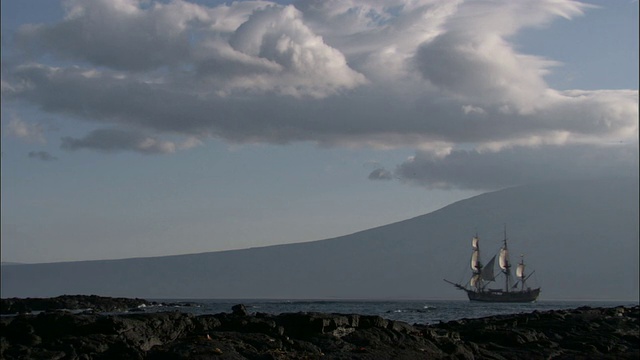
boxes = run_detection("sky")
[1,0,638,264]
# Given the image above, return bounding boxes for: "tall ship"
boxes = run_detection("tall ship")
[444,229,540,302]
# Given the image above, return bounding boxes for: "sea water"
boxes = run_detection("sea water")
[148,299,637,325]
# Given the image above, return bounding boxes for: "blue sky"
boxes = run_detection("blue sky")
[1,0,638,263]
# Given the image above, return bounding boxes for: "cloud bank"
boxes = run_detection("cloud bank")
[60,128,179,154]
[2,0,637,189]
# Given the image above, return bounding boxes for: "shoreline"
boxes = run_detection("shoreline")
[1,295,638,359]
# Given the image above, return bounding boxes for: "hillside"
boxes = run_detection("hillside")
[2,177,638,300]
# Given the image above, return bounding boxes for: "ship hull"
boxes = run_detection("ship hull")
[466,288,540,303]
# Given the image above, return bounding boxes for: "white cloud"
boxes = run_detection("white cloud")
[462,105,486,115]
[412,0,589,114]
[4,117,46,144]
[220,5,368,97]
[179,136,204,150]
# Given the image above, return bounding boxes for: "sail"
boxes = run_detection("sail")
[446,227,541,302]
[481,255,496,281]
[499,247,509,270]
[516,263,525,278]
[470,274,480,287]
[471,250,479,271]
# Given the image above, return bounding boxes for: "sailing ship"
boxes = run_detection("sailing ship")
[444,229,540,302]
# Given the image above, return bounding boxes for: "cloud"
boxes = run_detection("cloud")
[61,129,178,155]
[15,0,208,71]
[395,143,639,190]
[411,0,589,114]
[2,0,638,188]
[368,168,393,181]
[28,151,57,161]
[216,5,368,97]
[4,117,46,144]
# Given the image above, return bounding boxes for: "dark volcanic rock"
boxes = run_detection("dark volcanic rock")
[0,300,638,360]
[231,303,249,316]
[0,295,153,314]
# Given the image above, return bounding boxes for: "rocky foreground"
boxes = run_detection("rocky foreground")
[0,296,638,359]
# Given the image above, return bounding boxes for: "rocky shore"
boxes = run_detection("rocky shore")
[0,295,155,315]
[1,296,638,359]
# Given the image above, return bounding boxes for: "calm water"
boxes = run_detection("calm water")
[148,299,637,325]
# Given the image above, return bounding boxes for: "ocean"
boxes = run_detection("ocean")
[148,299,638,325]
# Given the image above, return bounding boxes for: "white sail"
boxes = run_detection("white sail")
[471,250,479,271]
[499,247,509,270]
[446,228,540,301]
[481,255,496,281]
[470,274,480,287]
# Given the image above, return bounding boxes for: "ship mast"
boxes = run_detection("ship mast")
[498,226,511,292]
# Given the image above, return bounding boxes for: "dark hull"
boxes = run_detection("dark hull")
[466,288,540,303]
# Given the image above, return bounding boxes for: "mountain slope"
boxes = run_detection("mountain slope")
[2,178,638,300]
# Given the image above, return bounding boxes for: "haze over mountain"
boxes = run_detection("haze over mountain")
[2,177,638,301]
